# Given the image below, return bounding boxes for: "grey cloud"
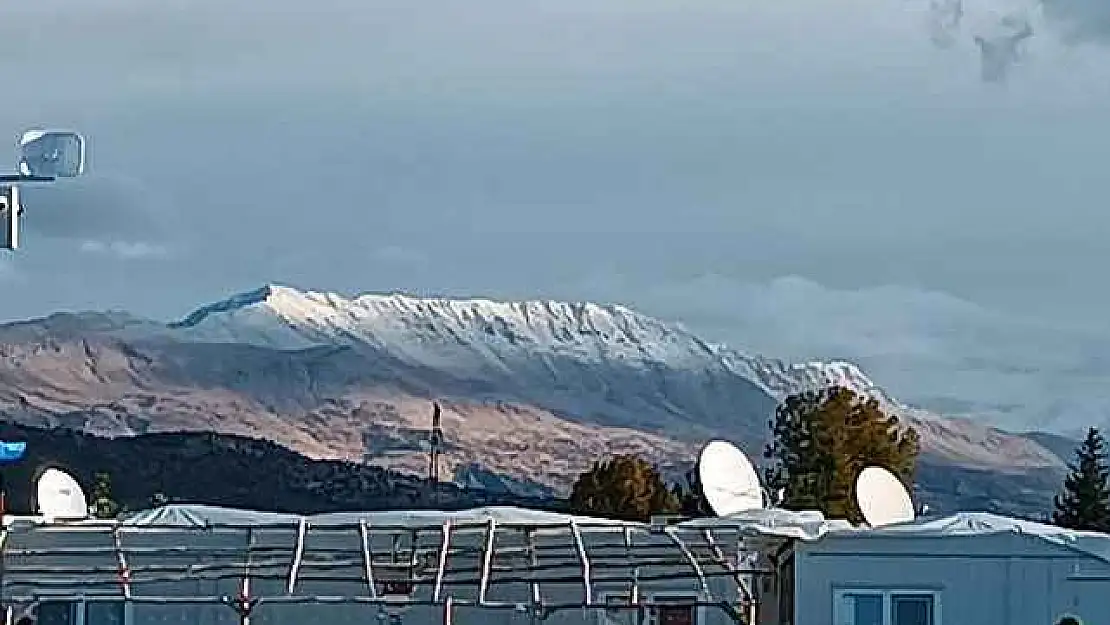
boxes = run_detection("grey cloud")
[1041,0,1110,42]
[19,175,177,245]
[79,240,171,260]
[923,0,1110,82]
[929,0,965,47]
[924,0,1037,82]
[974,15,1034,82]
[0,0,1107,435]
[578,273,1110,436]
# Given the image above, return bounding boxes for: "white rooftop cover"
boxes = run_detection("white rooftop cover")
[49,505,1110,564]
[115,504,848,538]
[678,507,854,540]
[837,511,1110,563]
[118,504,639,529]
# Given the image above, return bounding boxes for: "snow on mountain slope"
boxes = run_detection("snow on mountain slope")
[0,283,1068,515]
[158,284,1064,472]
[167,284,890,402]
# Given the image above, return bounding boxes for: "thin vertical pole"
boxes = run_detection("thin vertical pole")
[442,595,453,625]
[0,524,7,612]
[524,528,542,608]
[112,527,132,600]
[360,520,379,599]
[622,527,638,605]
[240,527,255,625]
[478,519,496,605]
[287,517,308,595]
[433,521,451,602]
[568,520,592,605]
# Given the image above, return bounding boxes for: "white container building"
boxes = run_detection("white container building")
[1,505,1106,625]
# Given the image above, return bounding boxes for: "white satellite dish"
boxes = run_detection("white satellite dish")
[2,127,87,251]
[18,129,86,179]
[36,468,89,521]
[855,466,915,527]
[697,440,764,516]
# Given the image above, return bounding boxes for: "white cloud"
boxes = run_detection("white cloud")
[581,273,1110,436]
[79,240,170,260]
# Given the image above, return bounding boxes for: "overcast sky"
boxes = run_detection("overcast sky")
[2,0,1110,434]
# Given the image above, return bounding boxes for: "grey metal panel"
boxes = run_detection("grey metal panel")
[1,185,16,250]
[793,531,1110,625]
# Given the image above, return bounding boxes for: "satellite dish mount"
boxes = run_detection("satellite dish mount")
[2,128,87,251]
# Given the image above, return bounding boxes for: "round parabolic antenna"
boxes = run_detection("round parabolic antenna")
[36,468,89,520]
[18,129,86,178]
[0,440,27,463]
[698,440,763,516]
[855,466,915,527]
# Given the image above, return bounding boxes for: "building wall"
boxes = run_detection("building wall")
[793,532,1110,625]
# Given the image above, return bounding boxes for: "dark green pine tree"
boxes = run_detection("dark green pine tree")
[90,472,121,520]
[670,468,713,518]
[1052,427,1110,532]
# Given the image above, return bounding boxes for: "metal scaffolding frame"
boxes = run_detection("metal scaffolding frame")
[0,515,785,625]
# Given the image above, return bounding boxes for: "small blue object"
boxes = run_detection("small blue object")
[0,441,27,463]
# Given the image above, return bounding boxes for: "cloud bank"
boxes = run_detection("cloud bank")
[583,274,1110,436]
[924,0,1110,81]
[19,175,179,259]
[79,240,170,260]
[0,0,1108,433]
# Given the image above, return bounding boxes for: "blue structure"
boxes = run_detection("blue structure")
[0,440,26,463]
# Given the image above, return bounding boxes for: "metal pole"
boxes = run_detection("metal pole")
[287,518,308,595]
[111,527,132,600]
[360,520,379,599]
[442,595,453,625]
[0,524,7,616]
[622,527,638,605]
[238,526,256,625]
[664,528,711,599]
[432,521,451,603]
[568,520,592,605]
[478,519,496,605]
[524,528,542,608]
[1,185,18,251]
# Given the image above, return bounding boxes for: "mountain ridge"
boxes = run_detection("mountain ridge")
[162,284,912,408]
[0,283,1074,517]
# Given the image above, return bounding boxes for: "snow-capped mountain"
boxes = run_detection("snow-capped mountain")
[167,284,893,404]
[0,284,1071,517]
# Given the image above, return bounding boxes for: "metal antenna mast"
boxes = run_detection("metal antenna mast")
[2,129,87,251]
[428,402,443,486]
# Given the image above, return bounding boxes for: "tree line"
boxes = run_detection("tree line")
[569,385,1110,533]
[81,384,1110,532]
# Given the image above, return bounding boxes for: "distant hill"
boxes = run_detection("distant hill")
[0,284,1075,517]
[0,422,562,515]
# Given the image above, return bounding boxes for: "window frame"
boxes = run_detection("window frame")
[596,591,706,625]
[832,588,942,625]
[34,599,130,625]
[647,593,702,625]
